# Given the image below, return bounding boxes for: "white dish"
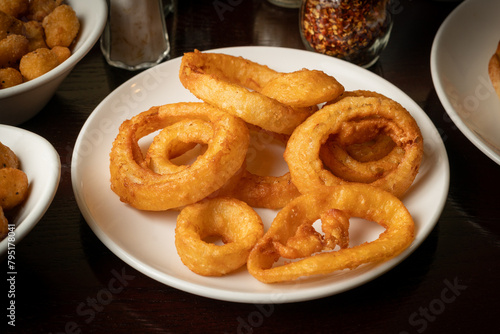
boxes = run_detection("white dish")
[0,125,60,256]
[0,0,107,125]
[72,46,449,303]
[431,0,500,164]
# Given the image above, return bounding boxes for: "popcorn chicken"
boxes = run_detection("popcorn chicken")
[0,67,22,88]
[24,20,47,51]
[19,47,59,80]
[0,0,29,18]
[50,45,70,63]
[27,0,63,22]
[0,10,25,40]
[42,4,79,48]
[0,33,29,68]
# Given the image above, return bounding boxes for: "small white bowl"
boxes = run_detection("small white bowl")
[0,125,61,257]
[0,0,107,125]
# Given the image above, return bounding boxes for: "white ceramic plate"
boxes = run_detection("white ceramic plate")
[431,0,500,164]
[0,125,60,256]
[72,46,449,303]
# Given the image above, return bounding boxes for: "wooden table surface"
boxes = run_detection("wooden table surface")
[5,0,500,333]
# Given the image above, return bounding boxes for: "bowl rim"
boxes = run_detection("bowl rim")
[0,0,108,98]
[0,124,61,256]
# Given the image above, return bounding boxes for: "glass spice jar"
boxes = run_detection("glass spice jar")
[267,0,301,8]
[300,0,393,68]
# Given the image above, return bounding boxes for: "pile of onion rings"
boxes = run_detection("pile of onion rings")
[109,50,424,281]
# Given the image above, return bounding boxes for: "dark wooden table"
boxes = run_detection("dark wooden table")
[5,0,500,333]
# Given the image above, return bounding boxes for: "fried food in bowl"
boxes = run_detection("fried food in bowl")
[0,0,107,125]
[0,124,60,257]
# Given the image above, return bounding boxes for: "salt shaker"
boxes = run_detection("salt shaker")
[101,0,170,70]
[300,0,393,68]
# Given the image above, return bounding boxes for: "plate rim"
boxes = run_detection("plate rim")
[430,0,500,165]
[72,45,449,303]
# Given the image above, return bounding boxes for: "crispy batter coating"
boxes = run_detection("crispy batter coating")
[23,20,47,51]
[260,69,344,108]
[109,103,250,211]
[0,141,19,168]
[0,10,25,40]
[0,142,29,240]
[19,47,59,81]
[0,206,8,240]
[50,45,70,63]
[175,197,264,276]
[0,0,29,18]
[0,2,79,88]
[0,66,22,88]
[0,167,29,210]
[27,0,62,22]
[42,4,79,48]
[0,33,29,68]
[247,184,415,283]
[285,96,423,198]
[179,51,319,135]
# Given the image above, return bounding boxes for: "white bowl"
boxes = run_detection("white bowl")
[0,125,61,257]
[0,0,107,125]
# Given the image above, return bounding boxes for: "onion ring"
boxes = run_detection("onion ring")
[272,208,350,259]
[320,90,406,181]
[175,197,264,276]
[324,90,402,162]
[320,118,406,183]
[228,125,300,209]
[143,118,245,200]
[284,96,423,198]
[109,102,249,211]
[145,119,213,174]
[260,69,344,108]
[247,184,415,283]
[179,50,342,134]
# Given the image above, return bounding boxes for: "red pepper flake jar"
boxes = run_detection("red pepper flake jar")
[300,0,393,68]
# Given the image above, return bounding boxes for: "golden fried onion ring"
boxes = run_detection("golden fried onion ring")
[145,119,212,175]
[109,102,249,211]
[319,90,407,183]
[143,118,246,200]
[285,96,423,198]
[175,197,264,276]
[247,184,415,283]
[179,50,343,134]
[320,118,405,183]
[228,125,300,209]
[272,208,350,260]
[260,69,344,108]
